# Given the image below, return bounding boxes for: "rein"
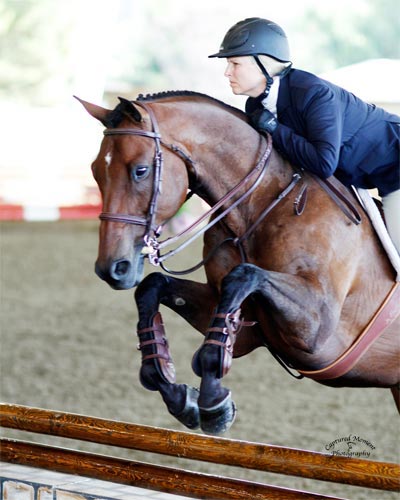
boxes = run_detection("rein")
[99,101,278,272]
[99,103,359,277]
[98,100,386,383]
[153,137,273,267]
[157,167,302,275]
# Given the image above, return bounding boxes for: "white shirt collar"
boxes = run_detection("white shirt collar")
[261,77,280,117]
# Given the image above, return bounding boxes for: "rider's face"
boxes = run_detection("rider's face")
[224,56,266,98]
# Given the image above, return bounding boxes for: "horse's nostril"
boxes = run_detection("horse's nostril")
[112,260,131,278]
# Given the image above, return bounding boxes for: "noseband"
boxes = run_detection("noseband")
[99,100,275,269]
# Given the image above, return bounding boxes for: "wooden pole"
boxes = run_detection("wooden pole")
[1,439,344,500]
[1,404,399,491]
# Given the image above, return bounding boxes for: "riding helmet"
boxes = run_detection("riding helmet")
[209,17,291,63]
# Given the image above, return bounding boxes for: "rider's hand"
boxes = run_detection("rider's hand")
[249,108,278,134]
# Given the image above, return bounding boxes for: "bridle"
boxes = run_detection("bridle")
[99,99,360,273]
[100,101,191,238]
[100,100,204,267]
[98,100,279,271]
[98,99,306,273]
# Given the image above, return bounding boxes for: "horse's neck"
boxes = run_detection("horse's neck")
[196,135,268,203]
[161,99,290,220]
[194,134,291,235]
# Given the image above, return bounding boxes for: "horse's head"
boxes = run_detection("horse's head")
[77,96,190,289]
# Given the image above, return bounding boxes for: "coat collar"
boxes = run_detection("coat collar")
[277,70,292,114]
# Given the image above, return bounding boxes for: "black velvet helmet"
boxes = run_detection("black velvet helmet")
[209,17,291,63]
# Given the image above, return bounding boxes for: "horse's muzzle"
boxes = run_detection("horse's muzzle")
[95,256,144,290]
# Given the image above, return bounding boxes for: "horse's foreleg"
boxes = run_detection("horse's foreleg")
[158,275,219,333]
[193,263,333,434]
[134,272,218,429]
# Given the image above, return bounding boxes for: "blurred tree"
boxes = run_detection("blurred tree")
[294,0,400,72]
[1,0,398,105]
[108,0,400,96]
[0,0,74,105]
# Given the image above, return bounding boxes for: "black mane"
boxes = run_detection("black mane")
[137,90,200,101]
[137,90,244,117]
[105,90,245,128]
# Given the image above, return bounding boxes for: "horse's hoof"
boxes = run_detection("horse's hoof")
[170,385,200,430]
[199,392,236,435]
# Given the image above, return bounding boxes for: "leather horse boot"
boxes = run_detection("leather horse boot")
[137,311,176,388]
[192,309,255,434]
[137,311,200,429]
[192,308,255,378]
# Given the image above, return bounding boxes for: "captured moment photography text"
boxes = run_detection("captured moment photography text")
[324,434,376,458]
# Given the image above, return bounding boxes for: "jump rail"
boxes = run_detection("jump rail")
[1,403,399,500]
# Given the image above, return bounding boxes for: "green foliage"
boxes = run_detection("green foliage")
[1,0,399,105]
[0,0,74,104]
[295,0,400,72]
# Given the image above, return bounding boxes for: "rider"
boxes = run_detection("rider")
[209,17,400,254]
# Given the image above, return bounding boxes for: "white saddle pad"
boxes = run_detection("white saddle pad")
[356,188,400,282]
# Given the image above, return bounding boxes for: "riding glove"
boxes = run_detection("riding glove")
[249,108,278,134]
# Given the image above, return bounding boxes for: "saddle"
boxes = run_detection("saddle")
[260,174,400,381]
[354,187,400,281]
[289,176,400,380]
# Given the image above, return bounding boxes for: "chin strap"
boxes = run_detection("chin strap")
[253,55,293,99]
[253,55,274,99]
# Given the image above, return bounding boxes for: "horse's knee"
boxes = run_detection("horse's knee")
[135,273,170,318]
[135,271,168,298]
[223,263,259,284]
[218,263,261,308]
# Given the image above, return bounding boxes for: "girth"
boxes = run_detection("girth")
[298,281,400,380]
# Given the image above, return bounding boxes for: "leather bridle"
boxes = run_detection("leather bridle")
[98,100,275,269]
[100,101,178,237]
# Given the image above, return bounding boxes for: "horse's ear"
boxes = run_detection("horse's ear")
[74,96,111,125]
[118,97,142,122]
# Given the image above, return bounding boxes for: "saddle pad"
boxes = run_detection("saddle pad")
[356,187,400,281]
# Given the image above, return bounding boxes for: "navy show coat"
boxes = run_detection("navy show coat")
[246,69,400,196]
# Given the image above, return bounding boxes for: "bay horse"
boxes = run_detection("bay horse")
[77,91,399,435]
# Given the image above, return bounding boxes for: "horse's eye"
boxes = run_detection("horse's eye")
[132,164,150,182]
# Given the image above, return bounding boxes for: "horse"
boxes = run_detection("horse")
[77,91,399,435]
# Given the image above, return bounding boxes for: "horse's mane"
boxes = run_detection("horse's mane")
[105,90,246,128]
[138,90,243,115]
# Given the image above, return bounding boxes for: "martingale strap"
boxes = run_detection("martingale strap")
[298,282,400,380]
[312,174,362,225]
